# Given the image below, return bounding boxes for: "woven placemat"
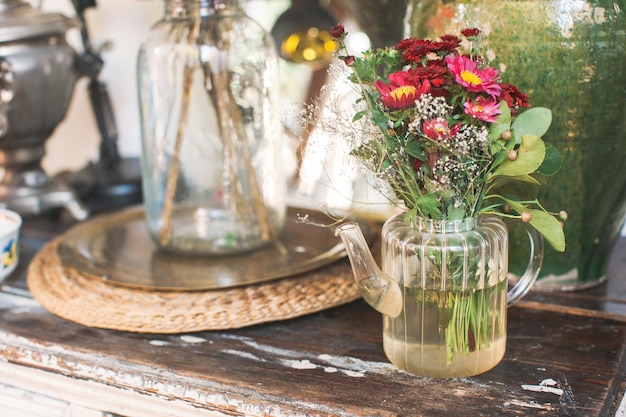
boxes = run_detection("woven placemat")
[27,237,361,333]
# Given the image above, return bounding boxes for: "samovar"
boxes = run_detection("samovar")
[0,0,88,219]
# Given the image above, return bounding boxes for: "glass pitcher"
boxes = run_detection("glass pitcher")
[336,214,543,378]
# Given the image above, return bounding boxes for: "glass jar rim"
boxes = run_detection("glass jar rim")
[388,213,482,233]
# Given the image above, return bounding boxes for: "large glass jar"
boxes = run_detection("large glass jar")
[137,0,286,255]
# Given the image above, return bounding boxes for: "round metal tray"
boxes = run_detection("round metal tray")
[57,205,375,291]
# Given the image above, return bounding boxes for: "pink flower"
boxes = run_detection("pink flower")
[463,97,502,122]
[446,55,501,98]
[374,71,429,110]
[423,117,461,140]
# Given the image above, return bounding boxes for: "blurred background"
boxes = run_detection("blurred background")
[30,0,406,175]
[34,0,269,176]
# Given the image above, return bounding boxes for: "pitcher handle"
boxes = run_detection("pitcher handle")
[507,223,544,306]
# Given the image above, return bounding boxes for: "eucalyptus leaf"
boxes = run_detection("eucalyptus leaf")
[512,107,552,144]
[527,209,566,252]
[488,174,541,192]
[537,142,563,176]
[490,134,546,177]
[500,198,565,252]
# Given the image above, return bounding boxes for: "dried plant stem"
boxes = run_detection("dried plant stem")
[212,70,274,241]
[159,22,199,245]
[159,15,273,246]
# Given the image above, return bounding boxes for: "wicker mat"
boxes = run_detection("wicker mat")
[27,237,361,333]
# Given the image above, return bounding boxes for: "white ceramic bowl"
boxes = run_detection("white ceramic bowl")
[0,209,21,282]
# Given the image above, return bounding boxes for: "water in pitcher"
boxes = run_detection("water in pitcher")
[382,280,507,378]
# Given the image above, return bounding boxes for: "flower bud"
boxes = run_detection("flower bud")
[507,150,518,161]
[559,210,568,221]
[500,130,512,141]
[521,211,532,222]
[341,55,356,66]
[329,24,345,39]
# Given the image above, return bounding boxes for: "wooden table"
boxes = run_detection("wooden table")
[0,212,625,417]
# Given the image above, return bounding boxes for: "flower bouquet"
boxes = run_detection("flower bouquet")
[328,24,566,250]
[327,25,567,374]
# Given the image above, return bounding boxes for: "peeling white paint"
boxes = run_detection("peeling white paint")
[224,334,304,359]
[218,335,396,377]
[506,399,553,410]
[278,357,365,377]
[521,384,564,396]
[316,353,396,375]
[221,349,265,362]
[179,335,206,344]
[149,340,170,347]
[540,378,558,387]
[457,378,493,389]
[1,323,363,416]
[341,370,365,378]
[520,377,564,396]
[282,359,317,370]
[219,341,379,377]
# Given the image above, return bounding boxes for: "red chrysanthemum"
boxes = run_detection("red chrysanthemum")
[446,54,501,98]
[460,28,481,39]
[407,64,450,97]
[463,96,502,123]
[401,39,436,63]
[396,38,417,51]
[374,71,428,110]
[431,35,461,53]
[501,83,530,115]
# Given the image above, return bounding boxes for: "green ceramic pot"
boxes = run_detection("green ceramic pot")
[405,0,626,290]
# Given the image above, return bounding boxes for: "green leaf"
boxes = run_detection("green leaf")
[512,107,552,144]
[527,209,566,252]
[405,141,425,160]
[501,198,565,252]
[447,205,466,220]
[490,134,546,177]
[537,142,563,176]
[352,110,366,122]
[414,194,442,218]
[487,174,541,192]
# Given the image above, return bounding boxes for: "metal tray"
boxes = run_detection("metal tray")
[57,205,374,291]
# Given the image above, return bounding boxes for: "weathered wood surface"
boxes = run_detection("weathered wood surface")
[0,213,625,417]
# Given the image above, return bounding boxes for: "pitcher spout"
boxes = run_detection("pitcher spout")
[335,222,402,318]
